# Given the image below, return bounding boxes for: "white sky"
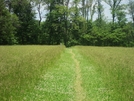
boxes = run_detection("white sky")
[36,0,131,22]
[99,0,131,22]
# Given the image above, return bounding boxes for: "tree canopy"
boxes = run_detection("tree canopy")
[0,0,134,47]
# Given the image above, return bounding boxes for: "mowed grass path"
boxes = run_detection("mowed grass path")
[0,46,134,101]
[23,48,76,101]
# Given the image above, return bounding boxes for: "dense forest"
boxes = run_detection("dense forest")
[0,0,134,47]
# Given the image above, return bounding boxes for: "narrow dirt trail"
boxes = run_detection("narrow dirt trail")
[70,49,86,101]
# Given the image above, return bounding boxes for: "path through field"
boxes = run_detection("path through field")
[70,49,86,101]
[23,48,111,101]
[1,46,133,101]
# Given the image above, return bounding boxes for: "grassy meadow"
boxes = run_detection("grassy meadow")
[0,45,65,100]
[23,48,76,101]
[76,46,134,101]
[0,45,134,101]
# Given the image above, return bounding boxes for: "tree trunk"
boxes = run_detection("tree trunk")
[37,2,42,26]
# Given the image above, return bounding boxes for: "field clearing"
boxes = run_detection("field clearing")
[0,45,65,100]
[0,45,134,101]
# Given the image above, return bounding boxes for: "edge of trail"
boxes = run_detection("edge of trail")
[70,49,86,101]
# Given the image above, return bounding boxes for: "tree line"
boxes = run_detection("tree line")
[0,0,134,47]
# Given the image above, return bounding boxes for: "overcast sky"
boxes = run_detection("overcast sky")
[99,0,130,22]
[36,0,131,22]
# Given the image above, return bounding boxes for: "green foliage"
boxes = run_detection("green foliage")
[12,0,38,44]
[116,4,127,27]
[0,0,17,45]
[128,0,134,23]
[0,0,134,46]
[44,0,66,45]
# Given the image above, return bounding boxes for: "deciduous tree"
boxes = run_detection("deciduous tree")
[104,0,122,23]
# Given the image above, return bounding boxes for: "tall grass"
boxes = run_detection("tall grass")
[76,46,134,101]
[23,48,75,101]
[0,45,65,100]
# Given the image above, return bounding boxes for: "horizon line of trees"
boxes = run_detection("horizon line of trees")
[0,0,134,47]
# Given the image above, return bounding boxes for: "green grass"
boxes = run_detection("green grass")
[0,45,65,100]
[1,46,134,101]
[76,46,134,101]
[23,48,75,101]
